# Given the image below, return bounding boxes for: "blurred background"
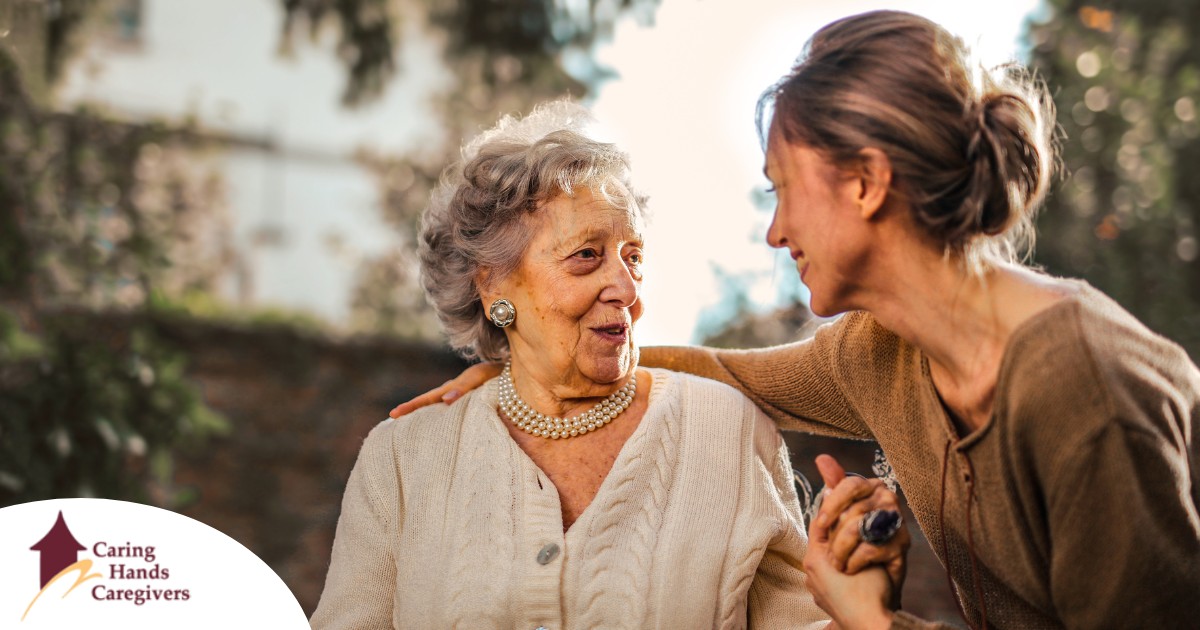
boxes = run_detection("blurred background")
[1,0,1196,621]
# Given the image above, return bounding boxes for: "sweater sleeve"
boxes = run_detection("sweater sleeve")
[310,421,401,630]
[639,315,871,440]
[746,409,830,630]
[1043,419,1200,627]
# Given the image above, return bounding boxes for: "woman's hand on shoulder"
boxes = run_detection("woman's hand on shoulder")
[389,361,503,418]
[809,454,910,603]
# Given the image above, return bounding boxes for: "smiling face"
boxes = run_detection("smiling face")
[763,127,876,317]
[484,186,645,398]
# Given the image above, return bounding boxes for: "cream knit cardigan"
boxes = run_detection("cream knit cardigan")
[310,368,828,629]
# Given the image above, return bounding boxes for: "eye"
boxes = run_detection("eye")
[574,248,600,260]
[626,250,644,265]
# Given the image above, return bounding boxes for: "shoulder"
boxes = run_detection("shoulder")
[1002,283,1200,440]
[356,417,400,465]
[646,367,783,454]
[394,392,472,435]
[356,386,485,471]
[360,398,459,450]
[828,311,917,382]
[836,310,905,350]
[647,367,760,415]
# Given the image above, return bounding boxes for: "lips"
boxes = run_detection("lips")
[591,322,630,343]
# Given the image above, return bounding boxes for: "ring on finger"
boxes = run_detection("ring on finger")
[859,509,903,545]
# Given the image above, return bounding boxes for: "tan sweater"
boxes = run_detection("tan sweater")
[643,282,1200,629]
[310,368,828,629]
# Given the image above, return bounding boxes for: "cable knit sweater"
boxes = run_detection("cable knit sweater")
[310,368,829,629]
[643,281,1200,629]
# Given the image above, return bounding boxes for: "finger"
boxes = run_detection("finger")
[814,476,882,536]
[826,483,900,535]
[886,537,910,590]
[843,539,897,575]
[845,519,910,584]
[389,381,455,418]
[809,455,849,542]
[440,362,503,405]
[390,361,506,418]
[815,454,846,489]
[463,361,504,386]
[804,525,833,564]
[832,490,906,569]
[827,499,880,569]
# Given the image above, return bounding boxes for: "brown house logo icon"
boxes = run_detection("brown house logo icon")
[30,511,86,589]
[22,510,101,622]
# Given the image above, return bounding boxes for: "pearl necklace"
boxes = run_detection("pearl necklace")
[497,363,636,439]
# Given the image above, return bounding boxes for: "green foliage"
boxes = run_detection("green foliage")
[0,308,228,506]
[1029,1,1200,358]
[0,26,228,507]
[147,290,334,336]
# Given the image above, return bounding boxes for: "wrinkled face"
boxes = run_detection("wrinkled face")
[764,127,871,317]
[487,186,644,393]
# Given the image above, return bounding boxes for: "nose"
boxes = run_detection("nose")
[766,210,787,249]
[599,255,639,308]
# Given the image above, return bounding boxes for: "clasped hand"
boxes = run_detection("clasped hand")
[804,454,910,630]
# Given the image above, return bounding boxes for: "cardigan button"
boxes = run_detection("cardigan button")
[536,543,560,565]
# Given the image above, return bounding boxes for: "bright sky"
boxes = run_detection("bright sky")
[591,0,1044,345]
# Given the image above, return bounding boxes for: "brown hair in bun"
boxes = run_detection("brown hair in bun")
[759,10,1057,265]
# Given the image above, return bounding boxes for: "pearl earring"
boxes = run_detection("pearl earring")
[489,298,516,328]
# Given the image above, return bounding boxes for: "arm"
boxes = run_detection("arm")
[310,422,401,630]
[746,421,830,630]
[641,316,871,440]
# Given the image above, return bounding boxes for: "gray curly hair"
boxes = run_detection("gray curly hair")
[419,100,647,361]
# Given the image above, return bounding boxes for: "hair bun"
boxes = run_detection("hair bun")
[759,11,1056,265]
[962,88,1049,239]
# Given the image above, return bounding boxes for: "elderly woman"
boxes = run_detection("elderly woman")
[309,102,840,629]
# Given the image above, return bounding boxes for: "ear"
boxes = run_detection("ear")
[475,268,496,311]
[855,147,892,220]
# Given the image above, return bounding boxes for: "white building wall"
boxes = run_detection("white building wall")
[57,0,451,324]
